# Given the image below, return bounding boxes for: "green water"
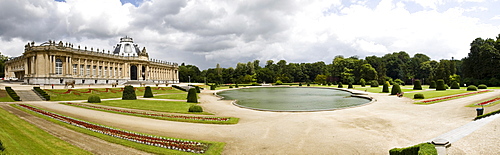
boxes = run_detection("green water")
[217,87,371,111]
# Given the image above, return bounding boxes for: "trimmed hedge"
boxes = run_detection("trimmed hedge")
[5,87,20,101]
[187,88,198,103]
[210,85,216,90]
[188,105,203,112]
[338,82,343,88]
[348,83,353,89]
[467,85,478,91]
[87,95,101,103]
[33,87,50,101]
[450,81,460,89]
[143,86,153,98]
[478,84,487,89]
[413,80,422,90]
[122,85,137,100]
[429,81,436,89]
[389,143,437,155]
[299,83,302,86]
[391,84,402,95]
[436,79,446,91]
[371,80,379,87]
[414,94,424,99]
[382,82,390,93]
[172,85,187,91]
[475,108,500,120]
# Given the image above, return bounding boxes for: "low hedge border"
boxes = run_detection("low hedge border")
[33,87,50,101]
[475,109,500,120]
[5,87,20,101]
[389,143,437,155]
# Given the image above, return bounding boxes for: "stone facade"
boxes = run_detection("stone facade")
[4,37,179,85]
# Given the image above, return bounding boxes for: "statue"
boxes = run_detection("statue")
[64,80,76,88]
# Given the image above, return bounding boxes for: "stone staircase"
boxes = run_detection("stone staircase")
[16,90,44,101]
[121,80,157,85]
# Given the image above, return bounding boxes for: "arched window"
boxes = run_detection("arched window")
[55,59,63,75]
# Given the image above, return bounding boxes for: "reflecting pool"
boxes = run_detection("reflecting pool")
[217,87,371,111]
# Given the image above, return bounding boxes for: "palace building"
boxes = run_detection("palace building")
[4,36,179,85]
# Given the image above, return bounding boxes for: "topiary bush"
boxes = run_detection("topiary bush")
[348,83,353,89]
[298,83,302,86]
[307,83,310,86]
[391,84,402,95]
[414,94,424,99]
[187,88,198,103]
[436,79,446,91]
[275,80,283,85]
[87,95,101,103]
[122,85,137,100]
[210,85,216,90]
[188,105,203,112]
[229,85,233,88]
[5,87,20,101]
[478,84,487,89]
[382,82,390,93]
[467,85,478,91]
[338,82,343,88]
[413,79,422,90]
[371,80,379,87]
[429,81,436,89]
[450,81,460,89]
[143,86,153,98]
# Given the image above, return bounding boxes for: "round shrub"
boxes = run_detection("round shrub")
[382,82,389,93]
[307,83,310,86]
[450,81,460,89]
[371,80,379,87]
[235,84,239,88]
[122,85,137,100]
[229,85,233,88]
[299,83,302,86]
[327,83,331,86]
[143,86,154,98]
[413,80,422,90]
[414,93,424,99]
[188,105,203,112]
[478,84,487,89]
[467,85,478,91]
[436,79,446,91]
[88,95,101,103]
[348,83,353,89]
[391,84,402,95]
[210,85,216,90]
[187,88,198,103]
[338,82,343,88]
[429,81,436,89]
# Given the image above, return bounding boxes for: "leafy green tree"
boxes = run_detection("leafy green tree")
[314,74,327,84]
[359,78,366,87]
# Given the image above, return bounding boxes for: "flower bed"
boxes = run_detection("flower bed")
[418,90,490,104]
[17,104,210,153]
[476,97,500,106]
[62,102,232,123]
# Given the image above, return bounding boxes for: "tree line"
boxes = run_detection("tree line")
[180,34,500,86]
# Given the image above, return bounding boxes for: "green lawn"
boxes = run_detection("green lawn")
[153,93,188,100]
[0,106,90,154]
[45,87,185,101]
[0,90,15,102]
[404,89,468,99]
[15,104,224,155]
[94,100,213,115]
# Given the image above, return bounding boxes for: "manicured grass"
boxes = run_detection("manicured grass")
[154,93,188,100]
[404,89,468,99]
[94,100,213,115]
[466,97,500,107]
[0,105,91,154]
[0,90,15,102]
[14,104,224,155]
[61,102,239,124]
[45,87,185,101]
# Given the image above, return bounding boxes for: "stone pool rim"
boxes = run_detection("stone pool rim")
[214,86,376,112]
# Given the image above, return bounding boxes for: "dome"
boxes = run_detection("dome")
[113,36,141,56]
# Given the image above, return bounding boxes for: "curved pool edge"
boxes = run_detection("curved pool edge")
[213,86,376,112]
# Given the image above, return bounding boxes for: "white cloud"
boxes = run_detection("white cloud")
[0,0,499,68]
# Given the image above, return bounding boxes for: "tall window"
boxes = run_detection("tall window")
[86,65,90,76]
[110,67,113,77]
[80,65,84,75]
[55,59,63,75]
[99,66,102,76]
[104,67,108,77]
[119,68,122,77]
[73,64,77,74]
[93,66,96,76]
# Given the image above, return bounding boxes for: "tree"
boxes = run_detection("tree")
[413,79,422,90]
[359,78,366,87]
[382,82,390,93]
[143,86,153,98]
[314,74,327,85]
[436,79,446,91]
[391,84,402,95]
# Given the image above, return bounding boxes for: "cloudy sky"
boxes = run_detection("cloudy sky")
[1,0,499,69]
